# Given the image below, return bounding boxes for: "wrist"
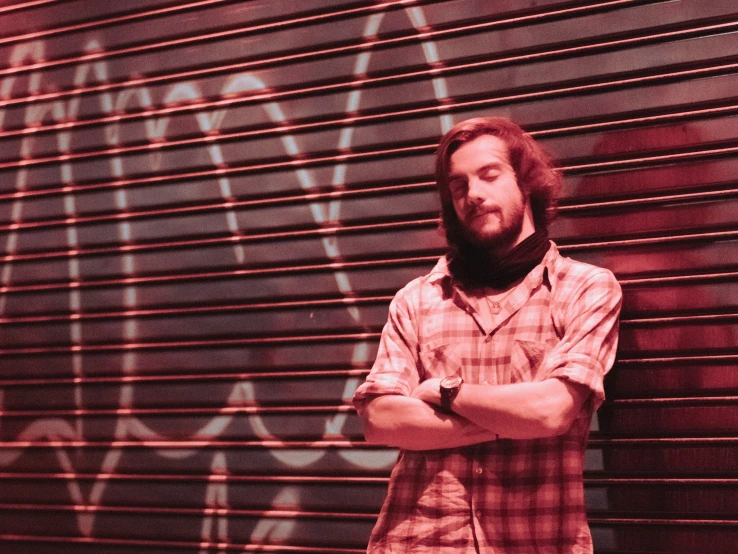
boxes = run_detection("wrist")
[440,374,463,412]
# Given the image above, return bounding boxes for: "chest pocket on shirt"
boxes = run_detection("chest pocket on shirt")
[418,342,465,380]
[510,339,555,383]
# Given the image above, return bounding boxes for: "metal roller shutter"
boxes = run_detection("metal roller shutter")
[0,0,736,551]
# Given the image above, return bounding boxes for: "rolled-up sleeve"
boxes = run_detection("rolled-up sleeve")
[537,268,622,411]
[352,287,422,416]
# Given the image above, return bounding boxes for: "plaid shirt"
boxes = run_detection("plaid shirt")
[353,242,622,554]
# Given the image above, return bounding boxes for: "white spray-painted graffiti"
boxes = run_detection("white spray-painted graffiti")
[0,6,453,547]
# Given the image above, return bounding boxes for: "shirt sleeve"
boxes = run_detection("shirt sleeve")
[537,268,622,412]
[352,286,422,416]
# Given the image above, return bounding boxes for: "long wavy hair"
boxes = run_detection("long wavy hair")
[435,117,562,250]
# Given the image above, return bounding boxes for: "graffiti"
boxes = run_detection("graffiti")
[0,4,452,547]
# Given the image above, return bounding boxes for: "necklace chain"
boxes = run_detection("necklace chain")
[485,288,513,315]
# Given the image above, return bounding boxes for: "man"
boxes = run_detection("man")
[352,117,622,553]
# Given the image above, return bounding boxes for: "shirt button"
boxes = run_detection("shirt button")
[476,467,483,475]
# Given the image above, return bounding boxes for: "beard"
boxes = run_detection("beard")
[445,198,548,289]
[460,197,526,255]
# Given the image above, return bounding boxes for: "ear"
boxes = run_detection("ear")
[436,218,446,237]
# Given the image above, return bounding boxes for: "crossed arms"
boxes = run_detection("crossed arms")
[357,269,621,451]
[362,377,591,450]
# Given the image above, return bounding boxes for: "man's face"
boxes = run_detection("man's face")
[448,134,532,251]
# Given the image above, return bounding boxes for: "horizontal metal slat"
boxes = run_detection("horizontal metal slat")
[0,289,733,326]
[3,19,738,174]
[2,132,737,233]
[559,180,738,213]
[0,352,733,386]
[588,515,738,527]
[0,330,382,356]
[1,471,736,487]
[0,405,357,417]
[0,308,736,353]
[0,352,718,383]
[0,366,372,387]
[0,436,734,449]
[0,168,737,259]
[1,225,736,291]
[1,215,736,272]
[2,502,736,526]
[0,0,62,16]
[0,502,377,520]
[559,226,738,251]
[0,0,663,105]
[1,395,737,416]
[587,437,738,447]
[5,42,734,144]
[0,472,391,484]
[2,71,738,171]
[0,179,433,230]
[1,503,737,528]
[0,0,440,77]
[0,214,441,262]
[617,354,738,365]
[618,269,738,287]
[0,293,394,324]
[0,142,437,201]
[0,439,376,448]
[0,0,240,48]
[0,309,734,362]
[0,534,367,554]
[4,86,738,201]
[0,247,735,294]
[0,252,442,293]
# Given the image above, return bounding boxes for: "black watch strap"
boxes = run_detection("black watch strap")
[440,374,463,412]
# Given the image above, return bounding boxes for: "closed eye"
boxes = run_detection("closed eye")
[481,170,501,182]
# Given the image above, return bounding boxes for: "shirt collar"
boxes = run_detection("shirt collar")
[429,242,558,334]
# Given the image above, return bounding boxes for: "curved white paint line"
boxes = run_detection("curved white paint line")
[249,486,300,544]
[0,41,47,315]
[150,80,247,265]
[199,452,230,552]
[0,3,456,539]
[0,418,78,466]
[406,6,454,134]
[333,5,453,469]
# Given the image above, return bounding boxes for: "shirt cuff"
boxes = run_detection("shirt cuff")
[352,376,412,415]
[539,352,606,411]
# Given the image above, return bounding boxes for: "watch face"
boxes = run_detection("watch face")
[441,374,463,389]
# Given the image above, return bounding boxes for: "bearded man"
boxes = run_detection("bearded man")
[353,117,622,553]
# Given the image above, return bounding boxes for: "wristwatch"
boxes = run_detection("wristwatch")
[440,373,463,412]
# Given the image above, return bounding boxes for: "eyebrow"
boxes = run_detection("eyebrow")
[476,162,506,173]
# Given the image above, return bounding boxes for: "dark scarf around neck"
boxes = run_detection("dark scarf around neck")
[448,229,550,289]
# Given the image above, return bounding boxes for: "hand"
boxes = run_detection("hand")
[411,378,442,407]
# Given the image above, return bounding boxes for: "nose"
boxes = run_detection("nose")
[466,177,485,205]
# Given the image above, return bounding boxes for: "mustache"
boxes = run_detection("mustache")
[469,206,501,218]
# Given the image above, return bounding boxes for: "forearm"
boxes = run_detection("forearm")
[361,395,498,450]
[452,379,589,439]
